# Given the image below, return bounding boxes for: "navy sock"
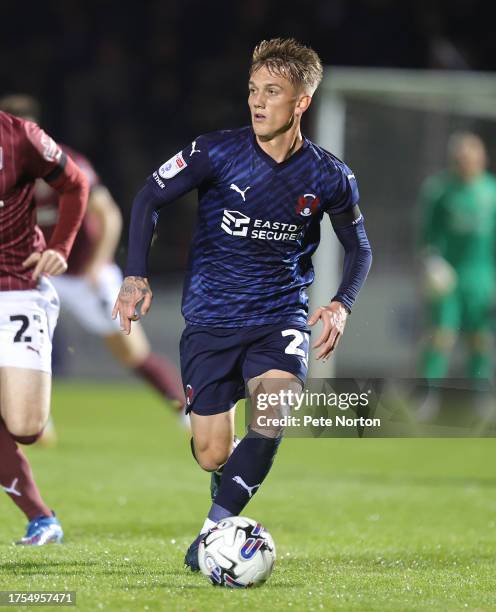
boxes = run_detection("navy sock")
[211,428,282,516]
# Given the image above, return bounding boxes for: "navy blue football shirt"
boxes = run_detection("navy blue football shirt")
[125,127,371,328]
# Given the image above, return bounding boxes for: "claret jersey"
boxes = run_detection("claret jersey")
[126,127,368,328]
[36,144,101,275]
[0,111,66,290]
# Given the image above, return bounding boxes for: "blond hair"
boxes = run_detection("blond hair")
[251,38,323,95]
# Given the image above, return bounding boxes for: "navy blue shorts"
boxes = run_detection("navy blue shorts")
[180,323,310,415]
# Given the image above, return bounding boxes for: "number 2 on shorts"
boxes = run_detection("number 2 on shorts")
[9,315,31,343]
[281,329,309,367]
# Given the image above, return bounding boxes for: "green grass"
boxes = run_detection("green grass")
[1,382,496,611]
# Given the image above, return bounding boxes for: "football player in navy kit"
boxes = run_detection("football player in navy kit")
[113,38,372,570]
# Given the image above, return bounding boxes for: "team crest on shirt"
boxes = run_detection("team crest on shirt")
[158,151,187,179]
[296,193,320,217]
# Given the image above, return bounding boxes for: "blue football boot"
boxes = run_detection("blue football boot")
[15,514,63,546]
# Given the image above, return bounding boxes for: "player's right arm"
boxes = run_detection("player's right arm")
[113,139,212,334]
[21,121,89,280]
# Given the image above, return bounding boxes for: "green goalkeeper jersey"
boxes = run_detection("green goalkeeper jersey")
[420,170,496,281]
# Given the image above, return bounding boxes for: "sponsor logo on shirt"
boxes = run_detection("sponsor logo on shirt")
[221,210,303,242]
[158,152,187,179]
[221,210,250,237]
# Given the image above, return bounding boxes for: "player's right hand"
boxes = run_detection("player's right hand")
[22,249,68,281]
[423,254,457,297]
[112,275,153,335]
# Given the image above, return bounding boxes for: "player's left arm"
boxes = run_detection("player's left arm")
[309,169,372,360]
[21,122,89,280]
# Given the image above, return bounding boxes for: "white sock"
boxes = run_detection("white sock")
[200,518,216,535]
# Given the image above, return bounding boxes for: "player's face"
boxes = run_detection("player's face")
[452,137,487,180]
[248,66,310,141]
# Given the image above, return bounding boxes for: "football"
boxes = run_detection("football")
[198,516,276,588]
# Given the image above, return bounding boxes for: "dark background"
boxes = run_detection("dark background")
[1,0,493,274]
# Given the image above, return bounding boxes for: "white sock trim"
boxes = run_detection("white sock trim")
[200,518,217,535]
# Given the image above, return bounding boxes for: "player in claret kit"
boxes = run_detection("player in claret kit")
[112,38,372,570]
[0,96,185,444]
[0,109,88,544]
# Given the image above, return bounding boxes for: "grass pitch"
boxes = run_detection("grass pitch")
[1,382,495,611]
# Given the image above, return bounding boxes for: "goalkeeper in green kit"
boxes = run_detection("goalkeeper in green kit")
[419,132,496,385]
